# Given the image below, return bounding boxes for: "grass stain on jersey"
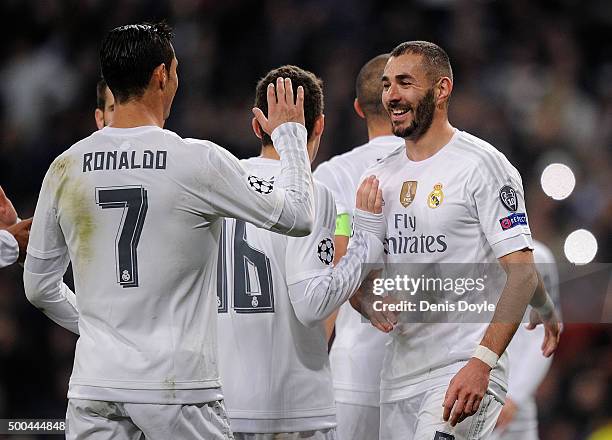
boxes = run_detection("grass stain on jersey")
[51,157,96,267]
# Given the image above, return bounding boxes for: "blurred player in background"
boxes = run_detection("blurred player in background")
[492,240,561,440]
[0,186,31,268]
[23,22,316,440]
[94,78,115,129]
[351,41,560,439]
[313,53,402,440]
[217,65,386,440]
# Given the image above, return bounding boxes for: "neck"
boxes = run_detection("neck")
[110,95,165,128]
[366,118,394,141]
[260,144,280,160]
[404,116,455,161]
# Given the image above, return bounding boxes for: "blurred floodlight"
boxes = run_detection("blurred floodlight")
[564,229,598,264]
[540,163,576,200]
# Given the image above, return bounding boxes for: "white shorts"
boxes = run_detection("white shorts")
[380,386,502,440]
[489,424,538,440]
[335,401,379,440]
[233,428,336,440]
[66,399,233,440]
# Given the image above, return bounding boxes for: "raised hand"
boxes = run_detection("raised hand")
[356,175,383,214]
[0,186,18,229]
[252,77,305,135]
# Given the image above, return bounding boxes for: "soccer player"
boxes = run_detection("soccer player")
[492,240,560,440]
[313,53,403,440]
[23,23,316,440]
[216,65,386,440]
[0,186,31,268]
[94,78,115,129]
[351,41,561,439]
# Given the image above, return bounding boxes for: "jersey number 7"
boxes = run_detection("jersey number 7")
[96,186,148,288]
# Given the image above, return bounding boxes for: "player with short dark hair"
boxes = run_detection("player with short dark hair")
[350,41,560,439]
[24,22,316,440]
[94,78,115,129]
[217,65,386,440]
[313,53,403,440]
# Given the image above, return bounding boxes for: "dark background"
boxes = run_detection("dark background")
[0,0,610,439]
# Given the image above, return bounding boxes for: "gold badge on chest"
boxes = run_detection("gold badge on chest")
[399,181,418,207]
[428,183,444,208]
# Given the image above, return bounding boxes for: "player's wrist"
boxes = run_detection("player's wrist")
[270,122,307,150]
[533,295,555,320]
[471,345,498,370]
[353,209,385,243]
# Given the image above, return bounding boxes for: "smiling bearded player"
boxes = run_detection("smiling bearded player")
[350,41,561,440]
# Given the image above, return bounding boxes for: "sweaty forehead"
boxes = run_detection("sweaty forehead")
[383,53,429,80]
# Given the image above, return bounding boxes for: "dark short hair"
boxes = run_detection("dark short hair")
[96,78,108,110]
[100,22,174,104]
[254,65,324,146]
[356,54,390,119]
[390,41,453,83]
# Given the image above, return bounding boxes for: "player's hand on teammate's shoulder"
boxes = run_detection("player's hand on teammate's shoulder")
[443,357,491,427]
[526,307,561,357]
[252,77,305,134]
[6,218,32,263]
[0,186,18,229]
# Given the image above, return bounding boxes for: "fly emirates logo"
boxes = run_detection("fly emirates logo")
[384,213,447,255]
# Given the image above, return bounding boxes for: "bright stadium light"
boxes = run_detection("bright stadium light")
[564,229,598,264]
[540,163,576,200]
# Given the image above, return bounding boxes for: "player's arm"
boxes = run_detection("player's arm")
[0,186,29,268]
[288,177,385,327]
[22,163,79,334]
[197,77,314,236]
[443,165,560,427]
[323,213,350,340]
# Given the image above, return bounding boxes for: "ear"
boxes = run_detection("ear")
[94,109,105,130]
[436,77,453,108]
[353,98,366,119]
[152,63,167,90]
[251,117,263,139]
[313,114,325,137]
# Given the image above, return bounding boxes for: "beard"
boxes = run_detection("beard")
[391,88,436,141]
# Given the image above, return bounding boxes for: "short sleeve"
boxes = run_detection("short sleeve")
[28,159,68,259]
[469,157,533,259]
[285,184,336,285]
[314,162,350,215]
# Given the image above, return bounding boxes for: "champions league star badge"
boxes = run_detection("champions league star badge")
[499,185,518,212]
[400,181,417,207]
[428,183,444,209]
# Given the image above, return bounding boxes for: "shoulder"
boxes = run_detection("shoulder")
[313,181,337,228]
[451,131,520,178]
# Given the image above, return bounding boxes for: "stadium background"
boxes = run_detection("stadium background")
[0,0,610,438]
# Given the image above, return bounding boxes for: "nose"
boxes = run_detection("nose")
[385,83,401,103]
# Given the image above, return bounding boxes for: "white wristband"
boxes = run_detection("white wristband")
[472,345,499,369]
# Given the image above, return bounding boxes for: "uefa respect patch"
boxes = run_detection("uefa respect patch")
[499,212,528,230]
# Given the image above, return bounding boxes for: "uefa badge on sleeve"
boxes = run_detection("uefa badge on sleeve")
[248,175,274,194]
[499,185,518,212]
[317,238,334,265]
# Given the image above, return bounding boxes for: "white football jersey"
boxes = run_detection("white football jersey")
[503,240,558,432]
[314,135,403,407]
[26,124,313,404]
[365,129,533,403]
[217,157,337,433]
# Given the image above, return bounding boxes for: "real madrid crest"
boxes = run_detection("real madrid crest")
[428,183,444,208]
[400,181,417,207]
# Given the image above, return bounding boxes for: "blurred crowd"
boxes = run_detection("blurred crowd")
[0,0,610,439]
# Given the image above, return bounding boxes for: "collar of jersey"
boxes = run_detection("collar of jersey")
[403,128,460,165]
[100,125,163,136]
